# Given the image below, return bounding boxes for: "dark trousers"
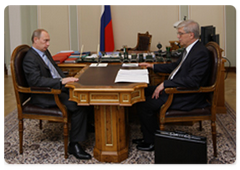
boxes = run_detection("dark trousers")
[136,86,165,144]
[58,87,93,143]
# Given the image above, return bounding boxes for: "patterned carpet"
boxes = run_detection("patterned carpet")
[4,103,236,164]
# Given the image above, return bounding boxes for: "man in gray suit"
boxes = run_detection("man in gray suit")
[23,29,92,160]
[134,20,211,151]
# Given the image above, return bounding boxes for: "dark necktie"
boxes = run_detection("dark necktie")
[168,49,187,80]
[42,54,61,79]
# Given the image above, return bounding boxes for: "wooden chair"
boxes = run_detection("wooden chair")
[159,42,222,157]
[10,45,69,158]
[129,31,152,51]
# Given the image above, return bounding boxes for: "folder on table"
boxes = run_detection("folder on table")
[52,52,73,63]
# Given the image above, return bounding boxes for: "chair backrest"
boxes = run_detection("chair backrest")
[205,42,222,106]
[10,45,31,105]
[136,31,152,51]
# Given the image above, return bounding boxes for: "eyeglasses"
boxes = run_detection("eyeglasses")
[177,32,189,36]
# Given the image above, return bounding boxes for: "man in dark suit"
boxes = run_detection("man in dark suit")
[134,20,210,151]
[23,29,92,159]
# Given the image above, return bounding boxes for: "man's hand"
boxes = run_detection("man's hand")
[61,77,79,85]
[152,82,164,99]
[138,62,153,68]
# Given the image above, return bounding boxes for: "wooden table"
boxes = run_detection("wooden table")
[59,57,226,114]
[65,64,148,162]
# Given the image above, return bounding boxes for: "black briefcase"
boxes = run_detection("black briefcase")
[154,130,207,164]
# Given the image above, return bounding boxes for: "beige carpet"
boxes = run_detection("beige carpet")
[4,102,236,164]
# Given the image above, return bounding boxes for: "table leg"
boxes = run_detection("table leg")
[93,105,129,163]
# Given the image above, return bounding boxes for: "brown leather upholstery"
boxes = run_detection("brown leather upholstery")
[23,103,63,117]
[133,31,152,51]
[166,107,211,118]
[10,45,69,159]
[136,35,151,51]
[13,45,31,104]
[159,42,222,157]
[207,44,219,87]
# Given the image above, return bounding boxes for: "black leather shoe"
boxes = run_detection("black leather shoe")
[132,138,144,145]
[136,142,154,151]
[68,143,92,160]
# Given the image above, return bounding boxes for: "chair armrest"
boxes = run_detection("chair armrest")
[176,87,199,91]
[30,87,51,92]
[165,86,215,94]
[17,86,62,94]
[17,86,67,117]
[159,85,215,124]
[156,73,169,76]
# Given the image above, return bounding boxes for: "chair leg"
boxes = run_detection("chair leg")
[19,119,23,154]
[63,123,69,159]
[199,121,203,131]
[160,123,165,131]
[39,120,42,130]
[211,121,217,157]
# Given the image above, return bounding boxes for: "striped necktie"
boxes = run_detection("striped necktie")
[42,54,61,79]
[168,49,187,80]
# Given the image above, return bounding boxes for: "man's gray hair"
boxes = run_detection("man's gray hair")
[177,20,200,39]
[31,29,48,43]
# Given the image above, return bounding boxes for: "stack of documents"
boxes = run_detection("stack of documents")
[115,69,149,84]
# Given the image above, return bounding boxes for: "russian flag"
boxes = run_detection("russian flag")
[100,5,114,52]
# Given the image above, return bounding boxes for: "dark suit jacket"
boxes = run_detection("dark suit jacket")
[23,47,66,107]
[154,41,211,111]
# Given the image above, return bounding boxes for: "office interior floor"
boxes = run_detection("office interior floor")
[4,72,236,117]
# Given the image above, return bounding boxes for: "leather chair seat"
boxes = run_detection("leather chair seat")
[22,101,63,117]
[165,107,211,118]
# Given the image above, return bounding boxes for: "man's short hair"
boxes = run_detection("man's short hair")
[177,20,200,39]
[31,29,48,43]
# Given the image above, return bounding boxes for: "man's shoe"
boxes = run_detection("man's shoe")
[68,142,92,160]
[136,142,154,151]
[132,138,144,145]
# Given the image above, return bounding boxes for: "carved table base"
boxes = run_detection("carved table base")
[93,105,129,163]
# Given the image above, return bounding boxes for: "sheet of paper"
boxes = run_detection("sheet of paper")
[117,69,148,75]
[89,63,108,67]
[89,63,98,67]
[98,63,108,67]
[114,69,149,84]
[122,63,139,67]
